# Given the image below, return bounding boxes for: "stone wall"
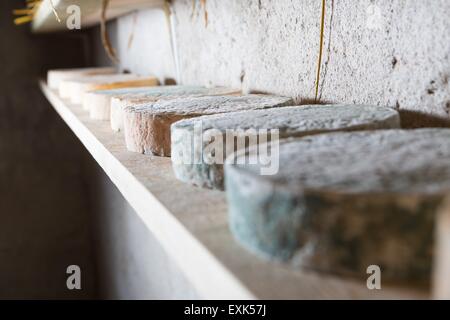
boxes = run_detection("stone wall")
[104,0,450,126]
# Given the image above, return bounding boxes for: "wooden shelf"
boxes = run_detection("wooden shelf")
[39,80,428,299]
[32,0,165,33]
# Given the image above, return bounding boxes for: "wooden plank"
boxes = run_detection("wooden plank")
[39,80,428,299]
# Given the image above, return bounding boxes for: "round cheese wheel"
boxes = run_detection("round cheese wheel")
[226,129,450,283]
[172,105,400,190]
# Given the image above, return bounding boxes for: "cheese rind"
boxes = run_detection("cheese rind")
[47,67,116,90]
[83,86,162,121]
[124,95,293,156]
[225,129,450,283]
[59,74,158,105]
[110,86,241,132]
[171,105,400,190]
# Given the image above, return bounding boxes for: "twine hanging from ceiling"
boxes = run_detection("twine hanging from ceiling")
[191,0,208,27]
[101,0,120,65]
[314,0,326,102]
[49,0,61,22]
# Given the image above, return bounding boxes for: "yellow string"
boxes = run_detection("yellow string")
[314,0,326,102]
[200,0,208,27]
[14,15,34,25]
[191,0,207,27]
[13,9,34,15]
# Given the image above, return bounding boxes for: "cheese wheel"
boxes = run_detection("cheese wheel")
[59,74,158,105]
[47,67,116,90]
[83,86,164,121]
[110,86,241,132]
[171,105,400,190]
[124,95,293,157]
[225,129,450,283]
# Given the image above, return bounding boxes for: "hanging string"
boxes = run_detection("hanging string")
[127,11,138,50]
[191,0,208,27]
[101,0,120,65]
[314,0,326,102]
[163,1,182,83]
[191,0,196,19]
[200,0,208,27]
[49,0,61,23]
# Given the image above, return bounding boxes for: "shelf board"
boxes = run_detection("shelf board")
[32,0,165,33]
[39,80,428,299]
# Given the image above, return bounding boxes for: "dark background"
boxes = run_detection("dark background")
[0,0,95,298]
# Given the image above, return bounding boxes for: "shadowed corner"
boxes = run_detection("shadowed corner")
[295,98,334,105]
[164,78,178,85]
[399,110,450,129]
[248,90,333,106]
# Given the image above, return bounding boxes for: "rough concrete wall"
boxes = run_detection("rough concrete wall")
[174,0,450,120]
[0,0,95,298]
[107,0,449,126]
[91,8,175,84]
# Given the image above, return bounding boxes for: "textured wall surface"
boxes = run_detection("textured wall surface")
[107,0,449,126]
[174,0,450,120]
[92,8,175,84]
[0,0,95,298]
